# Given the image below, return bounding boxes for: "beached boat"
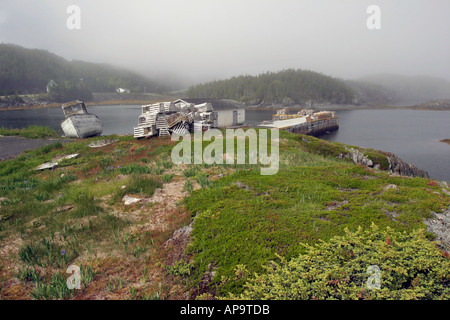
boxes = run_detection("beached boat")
[60,100,103,138]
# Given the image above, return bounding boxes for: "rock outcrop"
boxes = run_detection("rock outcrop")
[340,147,429,178]
[340,147,374,168]
[425,206,450,252]
[384,152,429,179]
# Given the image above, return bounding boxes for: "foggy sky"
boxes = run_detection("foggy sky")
[1,0,450,86]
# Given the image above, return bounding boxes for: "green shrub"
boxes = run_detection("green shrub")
[166,260,194,277]
[232,224,450,300]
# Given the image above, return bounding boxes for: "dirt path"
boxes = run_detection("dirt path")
[0,136,71,161]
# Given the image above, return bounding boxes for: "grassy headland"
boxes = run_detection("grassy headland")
[0,129,449,300]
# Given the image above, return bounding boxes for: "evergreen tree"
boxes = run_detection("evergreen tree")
[187,69,356,105]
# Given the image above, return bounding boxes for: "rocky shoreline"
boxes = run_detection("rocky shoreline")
[0,95,58,110]
[410,99,450,111]
[338,146,429,179]
[384,152,430,178]
[2,93,450,112]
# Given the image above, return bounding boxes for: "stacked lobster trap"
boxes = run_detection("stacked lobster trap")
[133,99,218,139]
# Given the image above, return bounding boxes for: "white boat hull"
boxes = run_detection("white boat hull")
[61,114,103,139]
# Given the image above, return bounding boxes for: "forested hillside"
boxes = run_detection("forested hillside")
[0,43,165,95]
[187,69,357,106]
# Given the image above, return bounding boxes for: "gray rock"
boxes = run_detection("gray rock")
[345,147,374,168]
[36,161,58,171]
[424,207,450,252]
[89,139,118,148]
[122,195,142,205]
[383,184,399,191]
[341,146,429,179]
[235,181,250,191]
[385,152,429,178]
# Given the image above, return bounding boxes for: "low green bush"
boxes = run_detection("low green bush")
[232,224,450,300]
[166,260,194,277]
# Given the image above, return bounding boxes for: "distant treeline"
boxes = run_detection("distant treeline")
[0,43,166,97]
[187,69,357,106]
[346,74,450,105]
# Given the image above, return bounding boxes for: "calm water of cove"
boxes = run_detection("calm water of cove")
[320,109,450,183]
[0,104,143,136]
[0,105,449,181]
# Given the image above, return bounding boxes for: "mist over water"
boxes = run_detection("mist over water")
[1,0,449,85]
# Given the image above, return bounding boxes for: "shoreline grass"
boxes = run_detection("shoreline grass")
[0,125,58,139]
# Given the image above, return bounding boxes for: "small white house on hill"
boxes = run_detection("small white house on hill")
[46,80,57,93]
[116,88,131,94]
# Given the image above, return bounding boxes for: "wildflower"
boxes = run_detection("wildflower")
[61,250,66,256]
[58,194,62,198]
[24,180,28,183]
